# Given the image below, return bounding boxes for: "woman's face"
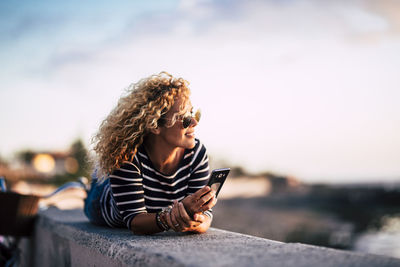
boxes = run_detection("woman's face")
[158,97,198,150]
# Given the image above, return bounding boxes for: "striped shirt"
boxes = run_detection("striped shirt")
[99,139,210,229]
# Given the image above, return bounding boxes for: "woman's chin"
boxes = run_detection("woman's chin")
[184,138,196,149]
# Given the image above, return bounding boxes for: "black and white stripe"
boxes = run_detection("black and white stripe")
[100,139,210,229]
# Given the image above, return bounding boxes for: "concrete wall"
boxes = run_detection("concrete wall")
[19,207,400,267]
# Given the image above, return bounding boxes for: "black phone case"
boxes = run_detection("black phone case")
[207,168,230,197]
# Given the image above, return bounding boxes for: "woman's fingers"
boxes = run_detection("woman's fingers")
[164,209,174,230]
[166,206,179,232]
[172,201,187,230]
[192,186,211,199]
[193,213,206,222]
[177,202,192,227]
[162,195,214,232]
[197,190,215,208]
[178,209,201,231]
[200,195,217,212]
[181,186,218,219]
[172,202,186,232]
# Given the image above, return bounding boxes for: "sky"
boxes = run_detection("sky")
[1,0,399,183]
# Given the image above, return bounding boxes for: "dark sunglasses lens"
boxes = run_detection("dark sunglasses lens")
[182,116,192,128]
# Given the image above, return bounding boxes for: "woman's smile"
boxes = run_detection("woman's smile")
[185,130,195,138]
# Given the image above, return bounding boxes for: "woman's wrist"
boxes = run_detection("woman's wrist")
[157,206,173,231]
[155,210,169,231]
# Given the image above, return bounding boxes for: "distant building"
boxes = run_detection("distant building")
[29,151,80,176]
[0,150,80,183]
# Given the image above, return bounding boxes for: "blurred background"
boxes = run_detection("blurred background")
[1,0,399,259]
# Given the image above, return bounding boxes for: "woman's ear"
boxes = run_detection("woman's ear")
[149,126,161,135]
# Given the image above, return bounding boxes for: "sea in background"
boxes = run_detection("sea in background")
[353,215,400,258]
[211,175,400,259]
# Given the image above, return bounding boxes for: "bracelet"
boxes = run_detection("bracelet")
[155,211,165,231]
[156,211,169,231]
[156,206,172,231]
[203,210,213,220]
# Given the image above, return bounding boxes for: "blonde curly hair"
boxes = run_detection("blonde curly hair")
[92,72,191,177]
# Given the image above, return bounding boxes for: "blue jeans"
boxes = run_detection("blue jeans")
[84,177,108,226]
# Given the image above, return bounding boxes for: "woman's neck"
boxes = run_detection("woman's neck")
[143,136,184,175]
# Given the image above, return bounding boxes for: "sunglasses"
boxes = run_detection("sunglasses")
[181,109,201,128]
[160,109,201,129]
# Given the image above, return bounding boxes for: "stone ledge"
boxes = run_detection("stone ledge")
[19,207,400,267]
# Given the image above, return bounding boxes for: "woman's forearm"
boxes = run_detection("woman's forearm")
[130,213,162,235]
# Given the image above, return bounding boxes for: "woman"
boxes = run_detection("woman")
[84,72,216,235]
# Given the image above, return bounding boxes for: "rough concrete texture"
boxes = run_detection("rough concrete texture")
[19,207,400,267]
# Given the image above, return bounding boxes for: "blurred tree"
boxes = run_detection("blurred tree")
[52,138,92,186]
[69,138,91,178]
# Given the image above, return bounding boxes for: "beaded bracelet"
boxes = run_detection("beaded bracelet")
[156,211,169,231]
[156,206,172,231]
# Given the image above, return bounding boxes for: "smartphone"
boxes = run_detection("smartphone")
[207,168,230,198]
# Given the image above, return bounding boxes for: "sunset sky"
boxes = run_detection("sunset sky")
[1,0,399,183]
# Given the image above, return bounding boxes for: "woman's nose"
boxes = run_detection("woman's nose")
[190,117,198,127]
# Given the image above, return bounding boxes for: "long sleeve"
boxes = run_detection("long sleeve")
[109,156,147,229]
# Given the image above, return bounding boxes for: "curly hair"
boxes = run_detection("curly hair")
[92,72,191,178]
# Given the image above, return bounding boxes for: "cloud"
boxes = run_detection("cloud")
[0,13,66,44]
[10,0,398,79]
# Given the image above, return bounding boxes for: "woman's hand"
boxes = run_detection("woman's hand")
[164,200,212,233]
[189,212,212,234]
[181,186,217,217]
